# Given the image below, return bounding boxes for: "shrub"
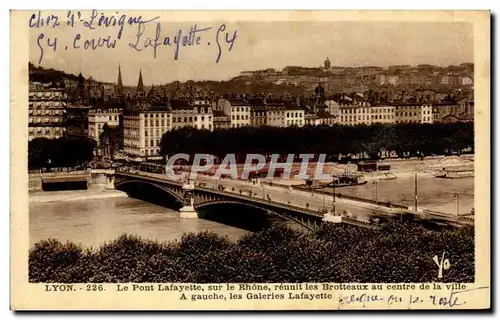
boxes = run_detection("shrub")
[28,222,475,283]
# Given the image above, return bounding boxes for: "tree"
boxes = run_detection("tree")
[28,137,96,170]
[159,123,474,161]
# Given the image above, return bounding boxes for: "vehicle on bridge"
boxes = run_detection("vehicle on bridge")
[139,162,166,174]
[329,174,367,188]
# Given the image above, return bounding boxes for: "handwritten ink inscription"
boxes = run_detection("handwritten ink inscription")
[337,284,488,309]
[29,10,238,65]
[128,22,237,63]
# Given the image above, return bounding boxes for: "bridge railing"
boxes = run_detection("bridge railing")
[262,181,409,210]
[342,217,380,230]
[29,170,91,178]
[195,185,325,218]
[115,171,184,187]
[115,171,382,229]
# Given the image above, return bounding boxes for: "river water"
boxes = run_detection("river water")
[29,196,249,248]
[336,175,474,214]
[29,173,475,248]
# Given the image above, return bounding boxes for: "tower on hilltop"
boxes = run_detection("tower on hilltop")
[324,57,331,69]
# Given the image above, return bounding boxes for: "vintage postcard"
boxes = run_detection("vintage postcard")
[11,10,490,310]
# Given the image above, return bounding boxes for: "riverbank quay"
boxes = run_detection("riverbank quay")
[29,189,128,203]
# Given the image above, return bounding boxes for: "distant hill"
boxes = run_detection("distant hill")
[29,62,82,86]
[162,78,306,96]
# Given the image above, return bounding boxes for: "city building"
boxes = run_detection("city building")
[250,104,268,127]
[387,75,399,86]
[441,75,459,87]
[88,105,122,144]
[339,106,359,126]
[305,111,336,126]
[28,82,67,141]
[394,104,433,124]
[192,99,214,131]
[63,78,78,90]
[220,99,251,128]
[456,94,474,118]
[432,103,462,122]
[376,75,399,86]
[101,82,115,97]
[213,111,231,130]
[170,100,194,130]
[123,106,172,161]
[440,113,474,124]
[325,99,340,118]
[459,76,473,86]
[170,99,214,131]
[355,106,372,125]
[65,104,91,137]
[338,103,395,126]
[366,105,396,125]
[99,123,123,161]
[284,104,305,127]
[266,105,286,127]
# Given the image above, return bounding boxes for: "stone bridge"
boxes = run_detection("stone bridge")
[113,171,375,231]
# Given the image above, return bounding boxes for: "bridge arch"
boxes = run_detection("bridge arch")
[195,200,316,231]
[114,179,184,204]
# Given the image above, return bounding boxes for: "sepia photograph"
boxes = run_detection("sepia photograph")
[11,10,490,310]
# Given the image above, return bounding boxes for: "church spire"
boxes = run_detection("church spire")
[137,69,144,92]
[117,65,124,93]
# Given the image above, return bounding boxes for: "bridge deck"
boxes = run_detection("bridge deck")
[114,171,471,228]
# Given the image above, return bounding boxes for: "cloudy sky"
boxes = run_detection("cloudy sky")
[29,12,473,86]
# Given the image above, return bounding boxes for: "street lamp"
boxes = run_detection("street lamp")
[454,193,460,216]
[322,191,325,212]
[332,183,336,215]
[373,180,379,202]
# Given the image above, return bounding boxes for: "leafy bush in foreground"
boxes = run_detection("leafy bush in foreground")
[29,222,474,283]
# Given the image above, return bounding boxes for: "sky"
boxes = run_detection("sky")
[28,12,473,86]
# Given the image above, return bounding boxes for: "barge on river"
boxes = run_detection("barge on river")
[434,167,474,179]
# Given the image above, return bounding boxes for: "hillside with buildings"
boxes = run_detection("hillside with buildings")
[28,59,474,162]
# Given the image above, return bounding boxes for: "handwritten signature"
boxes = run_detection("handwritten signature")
[338,286,489,309]
[29,10,238,65]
